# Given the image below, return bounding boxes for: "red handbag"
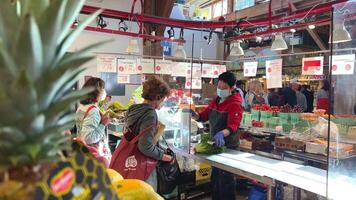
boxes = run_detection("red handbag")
[109,124,158,181]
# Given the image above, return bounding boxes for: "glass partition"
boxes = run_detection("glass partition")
[328,1,356,199]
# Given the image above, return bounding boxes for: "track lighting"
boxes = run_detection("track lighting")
[204,30,213,45]
[290,28,296,33]
[271,32,288,51]
[308,25,315,29]
[118,19,128,32]
[229,40,244,56]
[167,27,175,40]
[330,21,352,43]
[73,17,79,26]
[97,15,107,29]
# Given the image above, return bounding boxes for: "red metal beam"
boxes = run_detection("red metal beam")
[81,0,348,29]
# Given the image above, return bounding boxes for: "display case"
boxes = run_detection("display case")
[327,1,356,199]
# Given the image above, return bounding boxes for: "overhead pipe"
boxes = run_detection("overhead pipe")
[81,0,348,30]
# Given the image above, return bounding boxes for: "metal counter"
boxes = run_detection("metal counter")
[173,148,327,200]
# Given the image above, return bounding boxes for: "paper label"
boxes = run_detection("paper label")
[243,61,258,77]
[302,57,324,75]
[266,59,283,89]
[97,55,117,72]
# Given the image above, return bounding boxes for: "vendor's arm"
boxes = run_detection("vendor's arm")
[224,102,243,136]
[196,98,216,121]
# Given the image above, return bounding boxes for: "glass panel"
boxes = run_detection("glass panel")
[328,1,356,199]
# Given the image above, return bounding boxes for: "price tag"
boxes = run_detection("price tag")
[243,61,258,77]
[330,54,355,75]
[97,55,117,72]
[266,59,283,89]
[302,57,324,75]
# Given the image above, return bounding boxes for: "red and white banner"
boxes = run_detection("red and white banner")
[213,64,226,78]
[243,61,258,77]
[97,55,117,72]
[302,56,324,75]
[330,54,355,75]
[137,59,154,74]
[117,59,137,74]
[266,59,283,89]
[155,60,172,74]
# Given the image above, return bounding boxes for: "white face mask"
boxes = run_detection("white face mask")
[217,88,230,99]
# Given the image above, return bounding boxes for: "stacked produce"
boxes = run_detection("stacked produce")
[195,134,226,154]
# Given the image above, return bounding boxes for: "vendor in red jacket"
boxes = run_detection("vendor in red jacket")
[192,71,243,200]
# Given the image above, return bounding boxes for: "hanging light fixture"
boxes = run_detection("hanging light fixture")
[308,24,315,29]
[229,40,244,56]
[97,15,107,29]
[167,27,175,40]
[73,17,79,26]
[330,21,351,43]
[174,28,186,59]
[126,38,140,54]
[271,32,288,51]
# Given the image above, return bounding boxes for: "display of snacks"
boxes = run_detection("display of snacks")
[290,113,301,124]
[332,118,356,137]
[251,109,260,121]
[275,136,305,151]
[305,139,354,158]
[347,126,356,140]
[279,113,290,123]
[240,139,253,150]
[314,109,326,116]
[301,113,318,121]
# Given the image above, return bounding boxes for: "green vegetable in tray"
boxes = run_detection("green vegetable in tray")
[195,134,226,155]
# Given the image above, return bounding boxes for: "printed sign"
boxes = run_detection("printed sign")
[155,60,172,74]
[97,55,117,72]
[117,75,130,84]
[302,56,324,75]
[330,54,355,75]
[161,41,172,56]
[202,64,214,78]
[243,61,258,77]
[117,59,137,74]
[266,59,283,89]
[137,59,154,74]
[172,62,189,77]
[186,63,202,79]
[185,78,202,89]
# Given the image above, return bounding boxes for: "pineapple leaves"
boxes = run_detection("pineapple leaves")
[38,0,67,68]
[59,0,86,42]
[14,14,43,80]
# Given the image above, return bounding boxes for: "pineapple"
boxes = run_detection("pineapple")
[0,0,105,179]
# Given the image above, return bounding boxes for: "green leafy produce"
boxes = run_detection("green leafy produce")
[195,134,226,155]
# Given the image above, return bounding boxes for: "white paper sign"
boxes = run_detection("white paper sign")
[172,62,189,77]
[185,78,202,89]
[217,64,227,76]
[97,55,117,72]
[155,60,172,74]
[302,56,324,75]
[117,75,130,84]
[202,64,214,78]
[243,61,258,77]
[117,59,137,74]
[136,59,154,74]
[186,63,202,79]
[266,59,283,89]
[330,54,355,75]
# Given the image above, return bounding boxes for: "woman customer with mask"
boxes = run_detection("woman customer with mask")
[76,77,111,166]
[110,76,174,191]
[192,72,243,200]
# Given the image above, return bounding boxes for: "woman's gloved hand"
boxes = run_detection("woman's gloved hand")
[213,131,225,147]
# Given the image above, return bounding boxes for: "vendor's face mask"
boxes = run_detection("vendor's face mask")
[217,88,230,99]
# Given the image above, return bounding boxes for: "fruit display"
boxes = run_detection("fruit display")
[275,137,305,151]
[251,120,264,127]
[253,104,271,111]
[195,134,226,155]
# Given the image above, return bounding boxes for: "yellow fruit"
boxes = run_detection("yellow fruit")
[118,188,164,200]
[112,179,153,194]
[106,169,124,183]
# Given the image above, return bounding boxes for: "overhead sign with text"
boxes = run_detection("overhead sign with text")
[330,54,355,75]
[302,56,324,75]
[243,61,258,77]
[266,59,283,89]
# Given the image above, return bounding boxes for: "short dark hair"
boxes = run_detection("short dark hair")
[321,80,330,91]
[80,77,105,105]
[218,71,236,87]
[142,76,170,101]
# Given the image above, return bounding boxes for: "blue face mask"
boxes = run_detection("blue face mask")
[217,88,230,99]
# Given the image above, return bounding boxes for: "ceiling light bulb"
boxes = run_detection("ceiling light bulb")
[174,43,187,59]
[308,25,315,29]
[229,40,244,56]
[330,22,352,43]
[271,33,288,51]
[126,38,140,54]
[290,28,296,33]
